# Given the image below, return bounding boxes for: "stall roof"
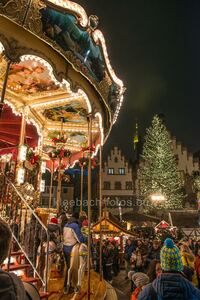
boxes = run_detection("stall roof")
[92,212,135,236]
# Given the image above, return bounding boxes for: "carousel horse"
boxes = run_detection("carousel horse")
[66,242,88,294]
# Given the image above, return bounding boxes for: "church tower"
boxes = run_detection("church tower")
[133,120,141,161]
[133,121,139,150]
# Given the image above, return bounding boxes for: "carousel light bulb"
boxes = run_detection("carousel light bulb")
[0,42,4,54]
[40,180,45,192]
[17,168,25,185]
[18,145,27,161]
[41,161,46,174]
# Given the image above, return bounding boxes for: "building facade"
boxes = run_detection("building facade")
[41,184,74,212]
[102,146,134,212]
[172,136,199,175]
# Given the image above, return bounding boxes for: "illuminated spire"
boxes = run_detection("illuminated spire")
[133,121,139,150]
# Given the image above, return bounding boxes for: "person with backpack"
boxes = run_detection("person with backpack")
[138,238,200,300]
[0,218,40,300]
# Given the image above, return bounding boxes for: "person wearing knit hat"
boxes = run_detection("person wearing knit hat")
[130,272,149,300]
[132,272,149,287]
[138,238,200,300]
[160,238,183,272]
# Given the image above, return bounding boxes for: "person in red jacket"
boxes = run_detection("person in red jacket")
[195,248,200,288]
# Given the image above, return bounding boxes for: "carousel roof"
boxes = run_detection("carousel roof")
[0,0,125,163]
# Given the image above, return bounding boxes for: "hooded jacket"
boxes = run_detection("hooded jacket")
[63,217,86,252]
[138,272,200,300]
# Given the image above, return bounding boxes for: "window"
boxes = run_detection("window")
[126,181,133,190]
[62,187,68,194]
[115,181,121,190]
[114,157,118,163]
[103,181,111,190]
[108,168,114,175]
[118,168,125,175]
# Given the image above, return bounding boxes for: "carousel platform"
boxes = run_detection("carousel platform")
[47,269,107,300]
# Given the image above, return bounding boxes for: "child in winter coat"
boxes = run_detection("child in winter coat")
[130,272,149,300]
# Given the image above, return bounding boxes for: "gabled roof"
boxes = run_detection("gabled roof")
[92,212,135,236]
[155,220,170,229]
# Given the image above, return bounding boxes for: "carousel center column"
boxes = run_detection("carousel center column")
[15,107,29,186]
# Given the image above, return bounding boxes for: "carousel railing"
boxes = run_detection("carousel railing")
[0,171,49,292]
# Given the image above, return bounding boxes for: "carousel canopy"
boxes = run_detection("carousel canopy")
[0,0,124,164]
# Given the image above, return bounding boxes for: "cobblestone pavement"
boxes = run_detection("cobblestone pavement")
[112,270,131,300]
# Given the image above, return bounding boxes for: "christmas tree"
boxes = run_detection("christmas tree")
[138,115,183,210]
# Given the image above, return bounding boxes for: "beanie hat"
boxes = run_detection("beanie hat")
[160,238,183,272]
[132,272,149,288]
[49,217,58,225]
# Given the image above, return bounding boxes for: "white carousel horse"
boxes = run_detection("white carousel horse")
[66,242,88,294]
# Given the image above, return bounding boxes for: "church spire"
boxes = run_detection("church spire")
[133,121,139,150]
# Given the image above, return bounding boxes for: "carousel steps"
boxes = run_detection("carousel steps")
[10,251,24,256]
[3,263,30,272]
[22,276,40,284]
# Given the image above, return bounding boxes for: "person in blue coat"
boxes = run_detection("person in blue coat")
[138,238,200,300]
[63,212,86,294]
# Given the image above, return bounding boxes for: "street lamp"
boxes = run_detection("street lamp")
[151,193,165,202]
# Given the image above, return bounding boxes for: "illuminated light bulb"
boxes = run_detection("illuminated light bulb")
[18,145,27,161]
[41,161,46,174]
[0,42,4,54]
[17,168,25,185]
[40,180,45,192]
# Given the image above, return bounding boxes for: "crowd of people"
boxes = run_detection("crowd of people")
[123,237,200,299]
[3,210,200,299]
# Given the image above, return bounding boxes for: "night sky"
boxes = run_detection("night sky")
[77,0,200,158]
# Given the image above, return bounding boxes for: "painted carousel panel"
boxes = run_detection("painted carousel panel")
[0,58,62,98]
[40,6,105,83]
[43,103,88,123]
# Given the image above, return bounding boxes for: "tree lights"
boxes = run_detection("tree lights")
[138,115,184,210]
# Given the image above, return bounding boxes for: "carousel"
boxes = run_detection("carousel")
[0,0,124,299]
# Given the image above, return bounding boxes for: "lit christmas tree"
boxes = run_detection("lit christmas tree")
[138,115,183,210]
